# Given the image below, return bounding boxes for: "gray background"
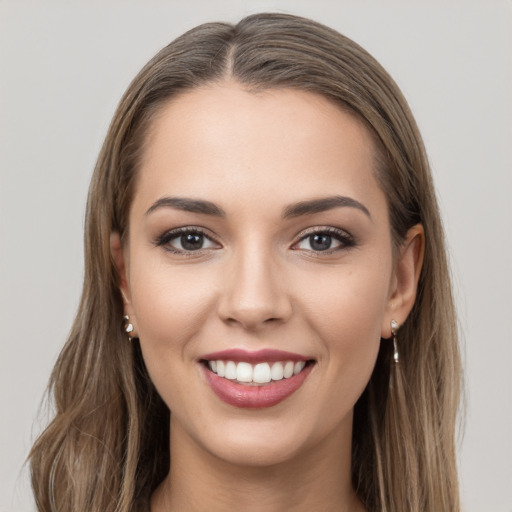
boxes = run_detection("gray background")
[1,2,511,511]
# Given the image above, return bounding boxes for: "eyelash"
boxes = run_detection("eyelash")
[154,226,220,256]
[292,226,356,255]
[154,226,356,256]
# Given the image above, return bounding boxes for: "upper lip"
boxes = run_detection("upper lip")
[200,348,311,364]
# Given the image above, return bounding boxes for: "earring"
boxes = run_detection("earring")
[123,315,134,341]
[391,319,400,363]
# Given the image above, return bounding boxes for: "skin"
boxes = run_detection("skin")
[112,82,424,511]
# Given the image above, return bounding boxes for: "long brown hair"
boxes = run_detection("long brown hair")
[29,13,462,512]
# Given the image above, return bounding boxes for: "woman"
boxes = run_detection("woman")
[29,13,462,512]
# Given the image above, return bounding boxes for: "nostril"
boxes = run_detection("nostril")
[216,268,293,328]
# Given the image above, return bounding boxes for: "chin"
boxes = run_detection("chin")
[205,427,311,468]
[178,405,350,470]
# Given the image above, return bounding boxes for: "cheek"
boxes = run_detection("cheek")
[128,258,218,384]
[128,262,222,422]
[297,256,392,392]
[131,257,214,336]
[299,255,391,340]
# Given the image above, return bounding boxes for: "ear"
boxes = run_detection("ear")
[111,232,138,335]
[381,224,425,338]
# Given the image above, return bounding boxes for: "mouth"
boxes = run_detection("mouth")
[202,359,312,385]
[199,349,315,408]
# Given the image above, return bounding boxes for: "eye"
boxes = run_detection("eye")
[293,227,354,253]
[155,227,220,254]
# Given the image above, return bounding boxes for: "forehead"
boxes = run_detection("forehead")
[133,82,384,215]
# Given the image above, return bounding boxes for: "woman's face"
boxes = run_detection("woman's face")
[117,82,403,467]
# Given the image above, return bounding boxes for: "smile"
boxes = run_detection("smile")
[200,349,315,408]
[206,360,306,385]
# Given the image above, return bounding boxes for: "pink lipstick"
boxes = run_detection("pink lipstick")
[200,349,314,408]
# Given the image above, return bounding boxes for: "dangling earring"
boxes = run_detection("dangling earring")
[391,319,400,363]
[123,315,134,341]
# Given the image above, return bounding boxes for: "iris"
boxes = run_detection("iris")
[309,233,332,251]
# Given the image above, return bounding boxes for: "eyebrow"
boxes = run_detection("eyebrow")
[144,194,370,220]
[283,195,371,219]
[145,197,226,217]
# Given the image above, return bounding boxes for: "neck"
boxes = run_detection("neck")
[151,417,365,512]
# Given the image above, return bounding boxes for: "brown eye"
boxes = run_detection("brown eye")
[169,231,218,252]
[296,233,341,252]
[156,228,220,254]
[180,233,205,251]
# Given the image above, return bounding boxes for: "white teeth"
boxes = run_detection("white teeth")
[293,361,306,375]
[270,362,284,381]
[225,361,237,380]
[236,362,253,382]
[208,359,308,384]
[253,363,272,383]
[283,361,294,378]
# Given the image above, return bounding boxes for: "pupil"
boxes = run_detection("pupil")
[181,233,203,250]
[310,234,331,251]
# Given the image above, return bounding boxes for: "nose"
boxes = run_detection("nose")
[217,245,293,331]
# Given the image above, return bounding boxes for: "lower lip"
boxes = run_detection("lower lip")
[202,363,313,409]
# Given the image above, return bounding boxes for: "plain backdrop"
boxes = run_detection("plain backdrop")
[1,2,511,511]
